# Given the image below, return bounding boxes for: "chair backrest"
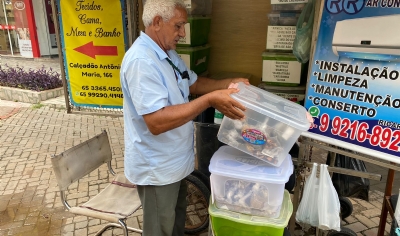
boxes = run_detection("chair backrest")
[51,130,113,191]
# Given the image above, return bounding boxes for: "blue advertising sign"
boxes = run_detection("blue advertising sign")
[305,0,400,158]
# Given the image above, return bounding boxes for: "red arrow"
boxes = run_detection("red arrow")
[73,41,118,59]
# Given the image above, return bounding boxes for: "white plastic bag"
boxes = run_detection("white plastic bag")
[318,164,341,231]
[296,163,341,231]
[296,163,320,227]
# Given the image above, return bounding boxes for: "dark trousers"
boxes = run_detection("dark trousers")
[137,180,187,236]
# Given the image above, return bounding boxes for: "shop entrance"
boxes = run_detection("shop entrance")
[0,0,33,57]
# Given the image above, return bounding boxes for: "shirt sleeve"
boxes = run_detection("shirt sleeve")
[123,58,168,116]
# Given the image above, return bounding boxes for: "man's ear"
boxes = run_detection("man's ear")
[152,16,163,31]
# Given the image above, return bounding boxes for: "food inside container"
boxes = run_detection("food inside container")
[209,146,293,217]
[217,82,311,166]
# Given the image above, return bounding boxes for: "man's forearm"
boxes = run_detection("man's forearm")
[189,76,231,95]
[143,94,212,135]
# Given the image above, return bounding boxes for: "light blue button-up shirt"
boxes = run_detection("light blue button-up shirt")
[120,32,197,185]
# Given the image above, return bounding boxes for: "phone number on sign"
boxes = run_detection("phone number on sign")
[318,114,400,152]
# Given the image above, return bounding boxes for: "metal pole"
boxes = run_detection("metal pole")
[2,0,13,55]
[50,0,71,113]
[378,168,395,236]
[126,0,133,46]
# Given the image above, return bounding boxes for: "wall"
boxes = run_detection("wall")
[137,0,271,86]
[208,0,271,85]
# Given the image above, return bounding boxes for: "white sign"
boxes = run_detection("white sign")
[262,60,301,84]
[184,0,191,8]
[18,39,33,58]
[266,26,296,51]
[178,54,191,70]
[178,23,191,45]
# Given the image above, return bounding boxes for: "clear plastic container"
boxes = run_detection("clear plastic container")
[209,190,293,236]
[209,146,293,217]
[217,82,310,166]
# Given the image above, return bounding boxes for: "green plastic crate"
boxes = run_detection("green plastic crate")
[209,190,293,236]
[176,44,210,74]
[178,16,211,47]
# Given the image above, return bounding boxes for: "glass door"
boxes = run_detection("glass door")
[0,0,13,54]
[0,0,32,56]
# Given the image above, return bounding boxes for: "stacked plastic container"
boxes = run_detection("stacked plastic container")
[261,0,308,104]
[175,0,212,75]
[208,82,312,235]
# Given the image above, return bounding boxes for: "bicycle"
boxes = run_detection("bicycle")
[184,170,211,235]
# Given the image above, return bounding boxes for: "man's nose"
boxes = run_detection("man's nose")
[179,26,185,38]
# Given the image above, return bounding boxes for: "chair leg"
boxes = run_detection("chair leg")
[93,221,143,235]
[119,220,129,236]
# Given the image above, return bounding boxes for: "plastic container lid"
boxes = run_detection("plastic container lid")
[209,146,293,184]
[209,190,293,227]
[231,82,310,131]
[258,83,306,93]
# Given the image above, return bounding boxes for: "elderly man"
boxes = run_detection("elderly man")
[120,0,248,235]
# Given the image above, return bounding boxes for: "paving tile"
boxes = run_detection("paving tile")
[362,227,378,236]
[346,222,368,233]
[355,214,378,228]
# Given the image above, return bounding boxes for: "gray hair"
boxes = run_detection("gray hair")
[142,0,187,28]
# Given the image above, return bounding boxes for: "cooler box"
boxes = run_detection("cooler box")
[262,51,303,86]
[209,146,293,217]
[209,189,293,236]
[271,3,306,11]
[258,83,306,105]
[217,82,311,166]
[268,12,300,26]
[176,45,210,74]
[178,16,211,47]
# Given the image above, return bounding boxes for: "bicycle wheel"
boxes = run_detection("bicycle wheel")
[191,169,211,190]
[184,174,210,235]
[339,197,353,219]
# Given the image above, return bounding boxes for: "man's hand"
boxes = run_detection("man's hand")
[227,78,250,88]
[207,88,246,120]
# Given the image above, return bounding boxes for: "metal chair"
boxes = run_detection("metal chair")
[51,130,142,235]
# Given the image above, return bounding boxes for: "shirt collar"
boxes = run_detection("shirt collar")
[139,31,174,61]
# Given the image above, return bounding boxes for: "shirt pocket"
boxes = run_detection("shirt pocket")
[178,78,190,101]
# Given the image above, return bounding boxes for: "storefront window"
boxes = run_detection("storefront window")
[0,0,32,57]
